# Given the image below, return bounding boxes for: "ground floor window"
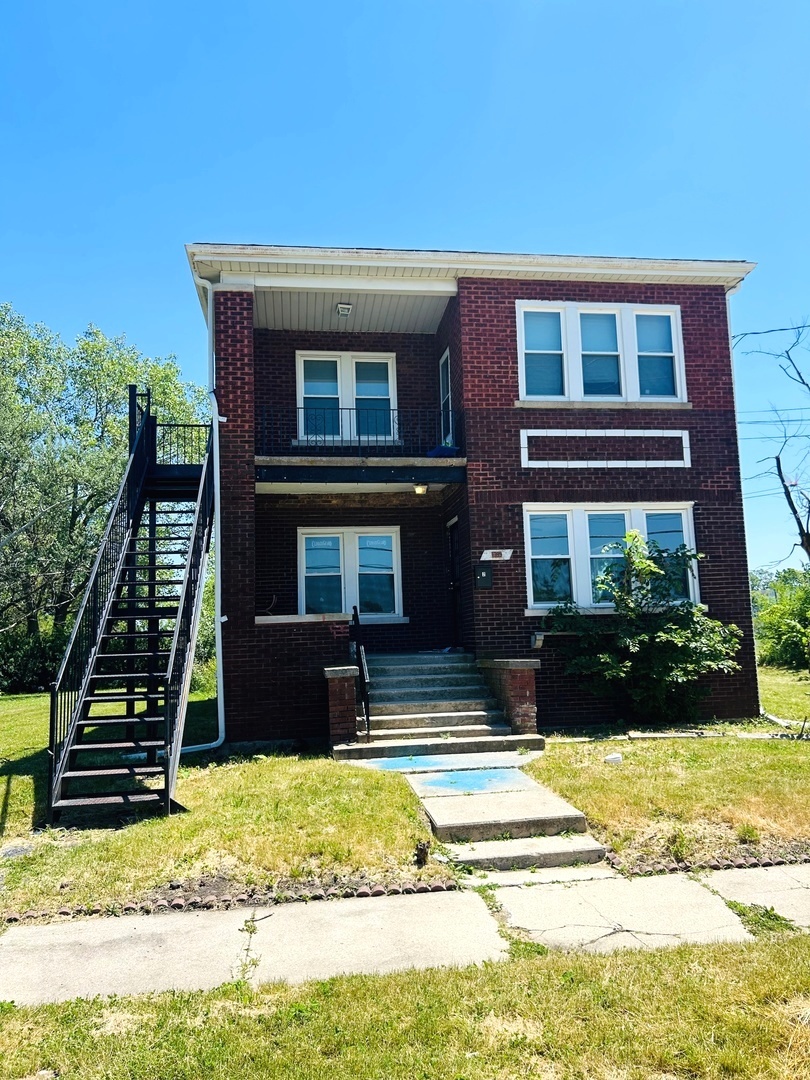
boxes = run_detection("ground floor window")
[298,527,402,618]
[523,503,697,610]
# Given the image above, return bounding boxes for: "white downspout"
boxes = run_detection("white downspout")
[182,272,226,753]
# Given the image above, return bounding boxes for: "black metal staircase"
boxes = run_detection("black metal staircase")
[47,387,214,822]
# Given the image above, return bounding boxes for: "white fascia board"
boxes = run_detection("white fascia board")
[187,244,756,291]
[220,271,458,295]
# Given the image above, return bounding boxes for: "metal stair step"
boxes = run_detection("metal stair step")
[70,740,166,751]
[62,766,165,779]
[84,693,164,704]
[52,792,165,808]
[116,578,185,587]
[94,652,170,661]
[76,715,163,726]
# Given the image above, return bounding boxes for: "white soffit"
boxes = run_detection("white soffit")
[255,482,447,494]
[253,287,450,334]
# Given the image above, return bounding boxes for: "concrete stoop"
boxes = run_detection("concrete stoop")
[334,652,545,761]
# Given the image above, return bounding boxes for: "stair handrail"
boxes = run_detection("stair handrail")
[163,428,215,803]
[350,606,371,739]
[48,390,152,812]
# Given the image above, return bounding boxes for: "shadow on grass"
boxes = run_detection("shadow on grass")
[0,746,49,838]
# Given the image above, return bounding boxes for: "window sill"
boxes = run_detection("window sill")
[254,613,410,626]
[524,607,614,617]
[514,400,692,410]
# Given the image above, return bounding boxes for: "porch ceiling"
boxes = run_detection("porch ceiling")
[253,286,450,335]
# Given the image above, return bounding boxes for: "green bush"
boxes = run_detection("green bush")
[0,619,69,693]
[551,531,742,724]
[753,566,810,669]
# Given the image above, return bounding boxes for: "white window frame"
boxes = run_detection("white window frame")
[296,351,398,442]
[516,302,686,404]
[439,347,453,445]
[522,502,698,612]
[297,526,403,621]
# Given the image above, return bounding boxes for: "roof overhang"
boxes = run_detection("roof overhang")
[187,243,756,334]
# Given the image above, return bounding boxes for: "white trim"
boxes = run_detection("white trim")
[188,244,755,291]
[516,301,687,405]
[221,271,458,295]
[255,613,352,625]
[522,502,698,612]
[519,429,691,469]
[297,526,403,619]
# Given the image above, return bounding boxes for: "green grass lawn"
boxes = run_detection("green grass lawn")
[1,937,809,1079]
[0,692,431,914]
[758,664,810,721]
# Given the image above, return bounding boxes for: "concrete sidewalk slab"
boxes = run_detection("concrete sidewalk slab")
[423,786,586,842]
[0,892,506,1006]
[462,865,618,888]
[498,875,751,953]
[406,767,538,798]
[707,865,810,928]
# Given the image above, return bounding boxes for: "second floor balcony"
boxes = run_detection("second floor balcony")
[257,405,464,459]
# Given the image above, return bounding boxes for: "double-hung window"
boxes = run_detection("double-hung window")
[517,302,685,403]
[524,504,696,610]
[297,351,397,442]
[439,348,454,445]
[298,527,403,619]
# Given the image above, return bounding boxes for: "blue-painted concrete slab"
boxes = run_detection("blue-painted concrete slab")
[350,751,543,773]
[406,768,538,798]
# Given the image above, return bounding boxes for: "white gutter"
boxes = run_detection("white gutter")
[182,272,226,753]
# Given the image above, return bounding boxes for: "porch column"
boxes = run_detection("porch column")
[477,659,541,734]
[324,665,360,745]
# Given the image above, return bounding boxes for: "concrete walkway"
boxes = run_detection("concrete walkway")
[2,862,808,1005]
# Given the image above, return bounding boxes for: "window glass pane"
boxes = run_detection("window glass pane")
[645,513,684,551]
[305,576,342,614]
[526,353,564,396]
[355,398,392,437]
[303,358,339,396]
[588,514,626,555]
[638,355,676,397]
[355,361,390,397]
[582,355,621,396]
[359,574,396,614]
[530,515,569,557]
[524,310,562,352]
[590,558,625,602]
[358,534,394,572]
[303,398,340,436]
[580,313,618,353]
[440,357,450,400]
[305,535,341,574]
[636,314,673,353]
[531,559,572,603]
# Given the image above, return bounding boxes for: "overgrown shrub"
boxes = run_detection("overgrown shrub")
[551,531,742,724]
[0,619,69,693]
[752,566,810,669]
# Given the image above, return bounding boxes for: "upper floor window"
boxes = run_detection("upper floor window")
[296,351,397,441]
[516,302,686,404]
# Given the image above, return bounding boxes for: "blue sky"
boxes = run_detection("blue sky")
[1,0,808,570]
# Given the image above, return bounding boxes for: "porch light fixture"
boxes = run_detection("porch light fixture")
[335,302,352,318]
[413,483,429,495]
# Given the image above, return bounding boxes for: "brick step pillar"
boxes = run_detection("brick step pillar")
[477,659,541,734]
[324,665,360,746]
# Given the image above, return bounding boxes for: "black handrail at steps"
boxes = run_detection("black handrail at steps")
[163,434,215,802]
[350,607,371,741]
[48,394,151,813]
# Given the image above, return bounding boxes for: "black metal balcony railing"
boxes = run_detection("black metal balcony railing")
[257,406,464,458]
[155,423,211,466]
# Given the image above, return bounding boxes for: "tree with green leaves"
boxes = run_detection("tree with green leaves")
[551,531,742,724]
[0,303,207,691]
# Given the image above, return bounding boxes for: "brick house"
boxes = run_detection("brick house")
[186,244,759,752]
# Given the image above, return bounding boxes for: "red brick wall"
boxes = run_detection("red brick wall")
[456,277,758,721]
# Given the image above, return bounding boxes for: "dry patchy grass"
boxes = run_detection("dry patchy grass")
[1,693,430,913]
[1,936,810,1078]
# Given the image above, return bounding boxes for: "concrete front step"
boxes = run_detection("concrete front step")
[369,686,488,704]
[366,653,474,668]
[368,709,506,730]
[371,698,499,715]
[447,834,606,870]
[422,787,587,842]
[368,724,511,743]
[368,664,479,679]
[333,733,545,760]
[370,672,482,689]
